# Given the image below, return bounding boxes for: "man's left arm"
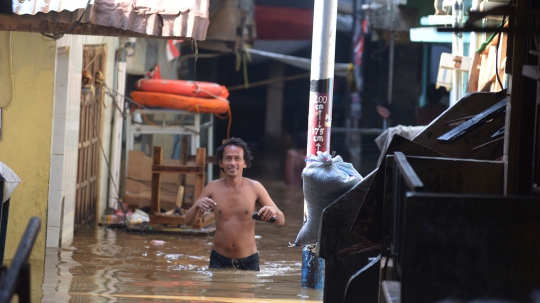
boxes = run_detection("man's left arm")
[253,181,285,226]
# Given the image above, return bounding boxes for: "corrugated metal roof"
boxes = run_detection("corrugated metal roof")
[13,0,94,15]
[11,0,210,40]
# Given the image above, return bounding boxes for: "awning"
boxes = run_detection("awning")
[2,0,210,40]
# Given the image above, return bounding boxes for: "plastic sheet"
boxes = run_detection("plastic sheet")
[0,162,21,203]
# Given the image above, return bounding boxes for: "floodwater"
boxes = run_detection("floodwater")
[35,177,323,303]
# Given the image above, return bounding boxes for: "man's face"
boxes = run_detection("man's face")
[219,145,247,176]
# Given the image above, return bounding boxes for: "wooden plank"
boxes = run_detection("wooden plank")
[149,214,185,225]
[187,155,218,164]
[219,139,227,179]
[194,148,206,202]
[176,185,184,209]
[179,136,188,186]
[150,147,163,215]
[466,52,481,92]
[152,165,204,174]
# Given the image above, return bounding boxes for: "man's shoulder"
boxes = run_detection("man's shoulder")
[208,178,225,185]
[243,178,265,192]
[243,177,261,185]
[206,179,224,189]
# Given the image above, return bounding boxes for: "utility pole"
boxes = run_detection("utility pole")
[302,0,338,289]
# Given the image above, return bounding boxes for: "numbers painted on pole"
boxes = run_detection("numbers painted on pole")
[312,128,324,135]
[308,91,331,154]
[312,95,328,104]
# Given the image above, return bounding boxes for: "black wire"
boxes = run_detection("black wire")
[41,0,92,40]
[191,39,198,81]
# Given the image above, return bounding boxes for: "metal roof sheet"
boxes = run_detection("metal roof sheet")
[10,0,209,40]
[13,0,94,15]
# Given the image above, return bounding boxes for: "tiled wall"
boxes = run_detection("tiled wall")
[47,36,83,247]
[47,35,118,247]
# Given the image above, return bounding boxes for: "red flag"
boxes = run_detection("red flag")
[166,39,183,61]
[352,19,368,67]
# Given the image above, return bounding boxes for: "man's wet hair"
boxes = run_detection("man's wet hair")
[216,137,254,169]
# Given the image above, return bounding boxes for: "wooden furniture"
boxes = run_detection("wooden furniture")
[149,146,214,228]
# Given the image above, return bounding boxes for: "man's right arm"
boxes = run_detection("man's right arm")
[184,183,216,226]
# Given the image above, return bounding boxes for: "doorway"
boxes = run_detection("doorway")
[75,45,106,230]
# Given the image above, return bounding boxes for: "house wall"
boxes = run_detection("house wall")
[0,32,56,260]
[0,31,120,261]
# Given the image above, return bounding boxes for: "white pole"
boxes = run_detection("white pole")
[108,58,126,209]
[302,0,338,290]
[451,0,464,106]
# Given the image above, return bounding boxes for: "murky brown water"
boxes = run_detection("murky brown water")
[33,179,322,303]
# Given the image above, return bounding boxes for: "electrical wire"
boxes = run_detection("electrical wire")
[190,82,232,139]
[3,31,16,110]
[85,86,127,216]
[41,0,92,40]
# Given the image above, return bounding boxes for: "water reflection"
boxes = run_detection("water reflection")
[39,179,322,302]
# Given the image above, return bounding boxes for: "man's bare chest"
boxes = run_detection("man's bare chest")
[212,189,257,218]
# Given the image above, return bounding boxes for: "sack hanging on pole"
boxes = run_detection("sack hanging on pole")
[295,151,363,246]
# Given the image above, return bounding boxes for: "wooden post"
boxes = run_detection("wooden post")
[150,146,162,215]
[219,139,227,179]
[176,185,185,210]
[194,148,206,200]
[179,136,188,186]
[194,148,206,225]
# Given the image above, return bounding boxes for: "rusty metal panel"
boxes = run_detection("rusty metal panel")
[75,45,105,230]
[9,0,210,40]
[0,15,153,38]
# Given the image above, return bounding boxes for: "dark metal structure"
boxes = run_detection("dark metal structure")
[0,217,41,303]
[0,175,9,265]
[318,28,540,298]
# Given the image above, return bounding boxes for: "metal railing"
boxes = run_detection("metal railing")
[0,217,41,303]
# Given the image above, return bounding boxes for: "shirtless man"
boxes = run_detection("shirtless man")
[184,137,285,271]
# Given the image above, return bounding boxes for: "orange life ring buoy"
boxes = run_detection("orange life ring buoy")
[131,91,229,114]
[134,79,229,100]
